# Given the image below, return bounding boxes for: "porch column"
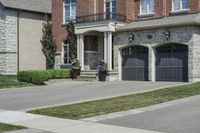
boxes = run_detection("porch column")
[104,32,108,63]
[107,32,112,70]
[77,34,84,70]
[104,32,112,71]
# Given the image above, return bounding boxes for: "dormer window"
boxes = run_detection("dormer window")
[172,0,189,11]
[65,0,76,22]
[140,0,154,15]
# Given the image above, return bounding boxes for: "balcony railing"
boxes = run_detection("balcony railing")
[72,13,126,23]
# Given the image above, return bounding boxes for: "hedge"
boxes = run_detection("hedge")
[17,69,71,85]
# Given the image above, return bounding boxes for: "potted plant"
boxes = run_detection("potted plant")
[71,59,81,80]
[97,59,108,81]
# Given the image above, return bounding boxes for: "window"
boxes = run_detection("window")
[105,0,116,19]
[65,0,76,22]
[172,0,189,11]
[63,44,70,64]
[140,0,154,15]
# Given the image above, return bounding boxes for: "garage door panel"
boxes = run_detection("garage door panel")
[156,44,188,82]
[122,46,148,81]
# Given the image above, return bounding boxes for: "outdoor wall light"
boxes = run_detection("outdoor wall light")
[165,29,171,40]
[128,32,135,42]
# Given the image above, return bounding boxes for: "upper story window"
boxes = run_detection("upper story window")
[172,0,189,11]
[65,0,76,22]
[105,0,116,19]
[140,0,154,15]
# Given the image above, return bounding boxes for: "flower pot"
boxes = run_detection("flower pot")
[98,73,107,81]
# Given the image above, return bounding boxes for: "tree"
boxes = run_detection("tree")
[65,22,77,62]
[41,17,56,69]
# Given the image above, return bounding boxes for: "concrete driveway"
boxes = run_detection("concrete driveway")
[97,95,200,133]
[0,81,184,111]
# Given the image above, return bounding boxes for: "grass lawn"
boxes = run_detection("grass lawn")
[28,82,200,120]
[0,122,26,132]
[0,75,33,89]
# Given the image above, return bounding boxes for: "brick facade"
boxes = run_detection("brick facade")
[52,0,200,73]
[52,0,67,52]
[52,0,200,52]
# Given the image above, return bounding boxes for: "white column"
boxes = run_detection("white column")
[77,34,80,61]
[151,47,156,82]
[107,32,112,70]
[104,32,108,63]
[80,34,84,70]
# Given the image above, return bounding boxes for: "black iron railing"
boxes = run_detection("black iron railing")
[65,13,127,23]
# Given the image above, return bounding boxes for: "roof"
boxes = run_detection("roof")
[118,13,200,31]
[0,0,51,14]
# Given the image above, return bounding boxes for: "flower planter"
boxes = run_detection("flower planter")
[98,73,107,81]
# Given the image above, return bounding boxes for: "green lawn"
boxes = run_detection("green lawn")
[0,75,33,89]
[28,82,200,120]
[0,122,26,132]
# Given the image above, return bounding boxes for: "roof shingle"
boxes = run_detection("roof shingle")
[0,0,51,14]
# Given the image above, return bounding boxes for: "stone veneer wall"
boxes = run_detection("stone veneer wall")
[0,7,17,75]
[114,26,200,82]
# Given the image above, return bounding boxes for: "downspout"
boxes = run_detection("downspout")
[17,10,21,72]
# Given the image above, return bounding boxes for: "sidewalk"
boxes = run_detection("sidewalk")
[0,110,163,133]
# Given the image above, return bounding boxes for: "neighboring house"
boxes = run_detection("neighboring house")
[0,0,51,75]
[53,0,200,82]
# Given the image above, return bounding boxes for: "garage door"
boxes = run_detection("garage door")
[122,46,148,81]
[156,43,188,82]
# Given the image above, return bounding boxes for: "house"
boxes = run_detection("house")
[53,0,200,82]
[0,0,51,75]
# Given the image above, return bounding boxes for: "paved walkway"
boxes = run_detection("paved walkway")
[0,110,163,133]
[0,81,184,111]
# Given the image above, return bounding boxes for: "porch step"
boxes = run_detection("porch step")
[80,70,97,81]
[80,70,119,81]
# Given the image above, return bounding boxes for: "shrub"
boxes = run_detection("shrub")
[17,69,71,85]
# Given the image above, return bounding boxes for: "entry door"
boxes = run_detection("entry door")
[156,44,188,82]
[122,46,149,81]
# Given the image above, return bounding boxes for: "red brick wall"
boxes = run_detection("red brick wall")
[134,0,140,19]
[77,0,93,16]
[189,0,200,13]
[154,0,163,17]
[117,0,126,16]
[97,0,104,14]
[126,0,135,21]
[52,0,68,52]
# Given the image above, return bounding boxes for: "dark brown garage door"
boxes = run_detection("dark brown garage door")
[122,46,149,81]
[156,43,188,82]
